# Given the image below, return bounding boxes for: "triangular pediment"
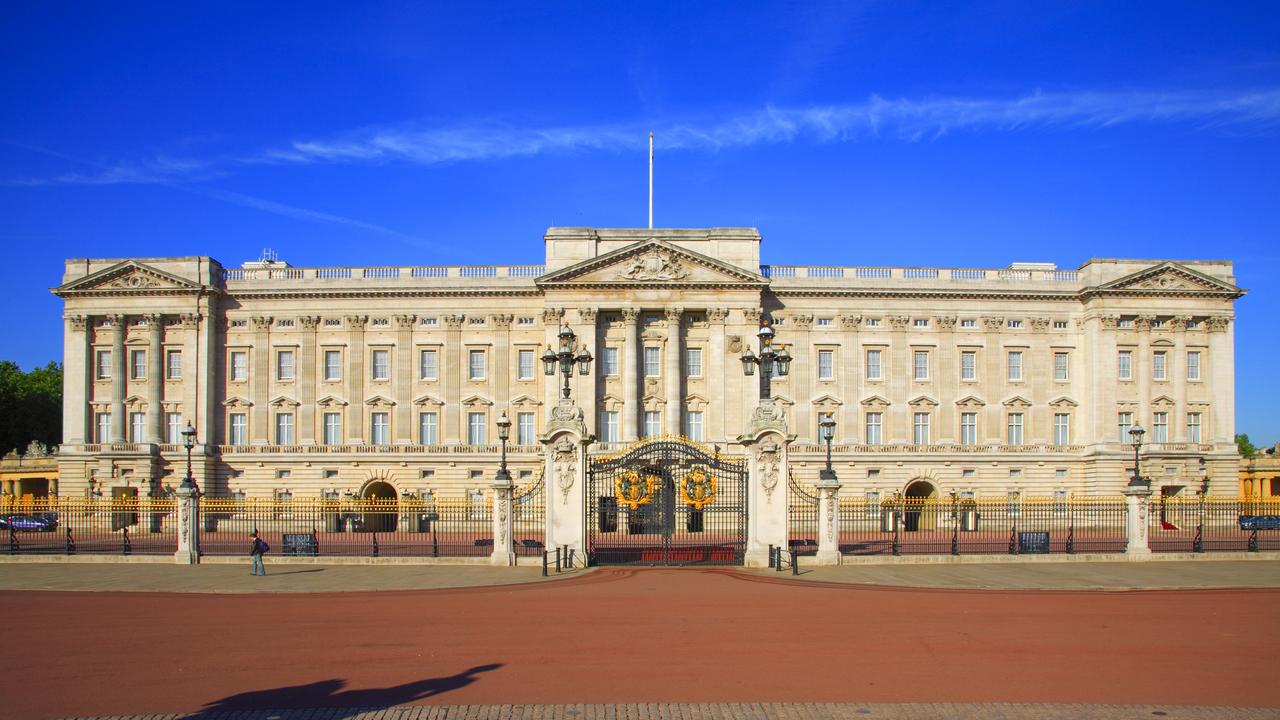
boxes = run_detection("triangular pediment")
[810,393,843,407]
[535,239,767,288]
[861,394,890,408]
[54,260,202,296]
[316,395,348,408]
[1093,262,1243,297]
[1002,395,1032,408]
[955,395,986,408]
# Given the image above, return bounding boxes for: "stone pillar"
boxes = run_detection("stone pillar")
[490,468,515,566]
[707,309,728,443]
[815,469,842,565]
[1123,482,1153,557]
[575,308,598,438]
[393,315,416,443]
[174,483,199,564]
[738,400,792,567]
[542,400,588,557]
[621,308,641,442]
[298,316,320,444]
[65,315,90,445]
[839,315,861,442]
[664,307,683,436]
[1170,316,1189,441]
[250,316,272,444]
[788,314,814,441]
[145,314,164,444]
[109,314,126,443]
[541,307,565,416]
[888,316,912,443]
[981,316,1005,444]
[1136,315,1154,437]
[344,315,369,443]
[1207,316,1233,445]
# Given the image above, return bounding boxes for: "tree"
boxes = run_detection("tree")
[1236,433,1258,458]
[0,361,61,456]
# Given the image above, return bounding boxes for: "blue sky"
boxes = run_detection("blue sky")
[2,2,1278,442]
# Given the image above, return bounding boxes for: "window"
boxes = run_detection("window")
[129,412,145,443]
[96,413,112,443]
[913,318,929,328]
[1187,351,1201,380]
[913,350,929,380]
[275,413,294,445]
[418,412,438,445]
[419,349,438,380]
[518,350,535,380]
[166,413,182,444]
[865,318,880,327]
[95,350,112,379]
[372,349,390,380]
[960,412,977,446]
[960,319,976,328]
[467,412,486,445]
[686,348,703,378]
[1053,413,1070,446]
[599,411,619,443]
[517,316,534,326]
[230,351,248,382]
[960,351,976,380]
[912,412,931,445]
[1007,320,1023,329]
[1053,320,1068,330]
[818,350,834,380]
[1118,350,1133,380]
[1007,351,1023,381]
[1152,412,1168,443]
[228,413,246,445]
[1153,351,1167,381]
[517,412,535,446]
[276,350,294,381]
[865,349,882,380]
[816,318,832,327]
[1007,413,1024,446]
[685,411,704,441]
[127,349,145,380]
[324,350,341,381]
[961,469,975,478]
[1118,318,1134,328]
[643,411,661,437]
[323,412,342,445]
[1187,413,1202,443]
[1053,352,1069,381]
[865,412,883,445]
[602,347,619,377]
[166,351,182,380]
[371,412,389,445]
[644,347,660,377]
[468,349,485,380]
[1117,412,1134,443]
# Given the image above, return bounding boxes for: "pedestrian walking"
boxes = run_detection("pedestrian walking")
[250,529,268,576]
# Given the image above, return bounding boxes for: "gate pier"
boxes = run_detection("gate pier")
[739,399,794,568]
[541,399,590,559]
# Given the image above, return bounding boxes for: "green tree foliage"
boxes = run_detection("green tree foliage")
[0,361,61,455]
[1236,433,1258,458]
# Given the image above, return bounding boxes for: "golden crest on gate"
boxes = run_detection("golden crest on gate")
[680,470,716,510]
[616,470,657,511]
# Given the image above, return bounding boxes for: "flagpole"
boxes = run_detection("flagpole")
[648,131,653,229]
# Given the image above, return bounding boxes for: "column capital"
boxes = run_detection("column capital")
[1030,317,1051,333]
[577,308,598,324]
[933,315,956,331]
[69,315,89,332]
[620,307,641,324]
[542,307,565,325]
[250,316,274,331]
[489,314,514,329]
[743,308,762,325]
[177,313,201,329]
[441,314,464,330]
[707,308,729,325]
[108,313,126,329]
[393,314,418,330]
[1134,315,1156,331]
[144,313,165,329]
[663,307,684,324]
[838,314,862,330]
[981,316,1005,331]
[1167,315,1191,331]
[1206,316,1231,333]
[298,315,322,330]
[789,313,814,330]
[1098,314,1119,330]
[887,315,911,331]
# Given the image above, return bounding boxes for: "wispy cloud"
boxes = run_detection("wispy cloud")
[12,88,1280,186]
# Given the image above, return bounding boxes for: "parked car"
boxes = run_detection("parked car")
[0,513,58,532]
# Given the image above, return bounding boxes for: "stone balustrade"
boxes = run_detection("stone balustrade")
[761,265,1080,283]
[221,265,547,283]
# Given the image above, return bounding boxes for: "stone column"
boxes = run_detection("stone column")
[664,307,683,437]
[935,316,957,442]
[393,315,416,443]
[145,314,164,444]
[492,313,513,417]
[575,308,598,438]
[542,400,588,557]
[787,314,814,441]
[64,315,90,445]
[174,482,199,564]
[739,400,792,567]
[839,315,861,442]
[888,316,912,443]
[1207,316,1233,445]
[490,468,515,566]
[707,309,728,443]
[815,468,842,565]
[1123,482,1153,557]
[250,316,272,444]
[298,316,320,444]
[981,316,1005,444]
[621,308,641,442]
[1136,315,1154,438]
[109,314,126,443]
[1169,316,1190,441]
[1090,316,1119,452]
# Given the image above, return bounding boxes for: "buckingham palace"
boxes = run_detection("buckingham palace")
[52,226,1243,507]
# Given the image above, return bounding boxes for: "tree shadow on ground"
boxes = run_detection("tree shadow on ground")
[188,663,502,718]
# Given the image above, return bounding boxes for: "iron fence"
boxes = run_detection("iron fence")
[1,495,177,555]
[837,496,1128,556]
[1150,497,1280,553]
[787,473,819,555]
[512,474,546,557]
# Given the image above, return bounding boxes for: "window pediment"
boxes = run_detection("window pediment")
[955,395,986,409]
[364,395,396,408]
[861,394,890,409]
[509,394,543,409]
[1048,396,1078,408]
[810,393,843,408]
[412,394,444,407]
[460,394,492,408]
[223,396,253,409]
[269,396,300,408]
[316,395,348,408]
[1002,395,1032,408]
[908,395,938,408]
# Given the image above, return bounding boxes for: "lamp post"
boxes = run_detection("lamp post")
[1194,456,1209,553]
[180,422,198,493]
[1128,424,1147,487]
[490,412,515,566]
[495,413,512,486]
[818,415,837,484]
[175,421,200,564]
[542,326,593,401]
[740,321,792,400]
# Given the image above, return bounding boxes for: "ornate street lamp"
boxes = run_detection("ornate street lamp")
[819,415,837,484]
[180,422,198,493]
[495,413,512,486]
[740,320,792,400]
[1128,424,1147,487]
[542,326,593,400]
[1194,456,1210,553]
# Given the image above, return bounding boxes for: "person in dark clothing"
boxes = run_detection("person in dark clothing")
[250,529,267,576]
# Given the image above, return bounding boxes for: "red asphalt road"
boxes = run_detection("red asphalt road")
[2,568,1277,719]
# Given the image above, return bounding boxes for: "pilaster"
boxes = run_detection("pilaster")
[345,315,369,443]
[664,307,683,436]
[145,314,164,443]
[393,314,416,443]
[621,308,640,442]
[250,316,272,444]
[109,314,126,443]
[707,309,728,442]
[64,315,90,445]
[574,308,597,437]
[298,316,321,444]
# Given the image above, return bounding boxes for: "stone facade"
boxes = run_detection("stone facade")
[52,228,1243,502]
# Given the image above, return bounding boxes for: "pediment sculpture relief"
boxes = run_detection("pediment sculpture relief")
[616,248,689,281]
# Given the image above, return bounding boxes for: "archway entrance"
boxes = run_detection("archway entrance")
[903,480,938,532]
[361,481,398,532]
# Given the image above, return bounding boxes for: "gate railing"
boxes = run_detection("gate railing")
[786,471,819,555]
[512,472,546,556]
[1150,497,1280,553]
[0,495,177,555]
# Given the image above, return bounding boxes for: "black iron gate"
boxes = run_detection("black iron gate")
[587,438,746,565]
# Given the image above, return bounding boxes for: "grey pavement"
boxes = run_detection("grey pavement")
[58,702,1280,719]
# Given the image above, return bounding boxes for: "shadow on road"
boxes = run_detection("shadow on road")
[188,663,502,717]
